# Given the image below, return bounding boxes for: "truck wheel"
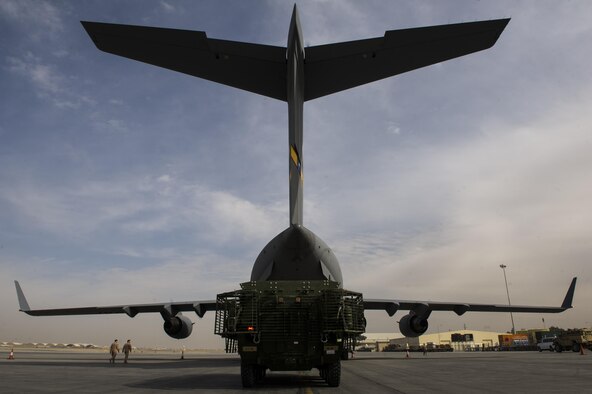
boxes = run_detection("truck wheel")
[554,344,563,353]
[241,362,256,388]
[255,365,266,382]
[326,361,341,387]
[572,342,580,353]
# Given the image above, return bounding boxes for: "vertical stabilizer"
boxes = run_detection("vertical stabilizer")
[287,5,305,226]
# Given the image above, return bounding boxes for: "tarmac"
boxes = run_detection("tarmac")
[1,349,591,393]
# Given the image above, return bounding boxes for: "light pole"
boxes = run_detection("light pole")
[499,264,515,334]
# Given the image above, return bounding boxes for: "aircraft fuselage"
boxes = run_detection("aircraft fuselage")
[250,8,344,285]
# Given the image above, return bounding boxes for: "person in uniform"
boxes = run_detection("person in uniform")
[109,339,120,364]
[122,339,132,363]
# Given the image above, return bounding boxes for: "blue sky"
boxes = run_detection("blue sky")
[1,0,591,348]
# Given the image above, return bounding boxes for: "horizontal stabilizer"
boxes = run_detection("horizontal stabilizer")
[82,18,510,103]
[81,21,287,101]
[304,18,510,100]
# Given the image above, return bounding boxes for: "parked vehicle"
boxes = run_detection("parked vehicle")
[537,337,556,352]
[215,280,366,387]
[553,329,592,352]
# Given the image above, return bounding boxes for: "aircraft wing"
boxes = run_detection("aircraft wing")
[14,281,216,318]
[81,21,287,101]
[364,277,577,316]
[304,18,510,101]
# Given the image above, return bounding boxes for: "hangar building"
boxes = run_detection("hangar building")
[360,330,507,352]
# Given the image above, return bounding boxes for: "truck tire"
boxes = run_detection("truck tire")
[326,361,341,387]
[241,362,256,388]
[572,342,580,353]
[255,365,266,382]
[554,343,563,353]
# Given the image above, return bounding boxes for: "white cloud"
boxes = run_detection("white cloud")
[7,54,60,93]
[204,190,285,243]
[160,1,175,13]
[5,53,94,109]
[328,86,592,332]
[0,0,63,35]
[0,173,285,254]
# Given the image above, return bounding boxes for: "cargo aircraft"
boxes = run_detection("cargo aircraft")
[16,5,576,346]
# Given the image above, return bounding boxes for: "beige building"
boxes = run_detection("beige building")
[388,329,505,351]
[357,333,400,352]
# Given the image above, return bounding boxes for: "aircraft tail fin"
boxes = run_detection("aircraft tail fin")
[304,18,510,101]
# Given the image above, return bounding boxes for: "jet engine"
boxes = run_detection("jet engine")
[163,314,193,339]
[399,313,429,337]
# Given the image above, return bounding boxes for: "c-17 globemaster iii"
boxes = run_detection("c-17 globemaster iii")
[15,5,576,388]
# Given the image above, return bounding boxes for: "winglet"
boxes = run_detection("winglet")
[561,277,577,310]
[14,281,31,312]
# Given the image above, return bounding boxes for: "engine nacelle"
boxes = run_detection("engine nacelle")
[163,314,193,339]
[399,313,429,337]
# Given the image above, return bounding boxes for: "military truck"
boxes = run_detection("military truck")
[552,329,592,352]
[215,280,365,387]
